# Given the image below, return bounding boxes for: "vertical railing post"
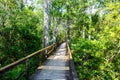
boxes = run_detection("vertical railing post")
[25,59,29,80]
[39,53,42,66]
[54,44,57,51]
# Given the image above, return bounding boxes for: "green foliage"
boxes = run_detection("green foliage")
[0,0,43,65]
[72,38,103,79]
[0,0,44,79]
[72,36,120,79]
[69,1,120,79]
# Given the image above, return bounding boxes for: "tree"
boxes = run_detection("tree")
[44,0,50,57]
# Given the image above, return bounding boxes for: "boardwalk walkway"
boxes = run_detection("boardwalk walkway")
[29,43,71,80]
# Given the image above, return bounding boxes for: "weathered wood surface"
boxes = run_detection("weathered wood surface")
[29,43,71,80]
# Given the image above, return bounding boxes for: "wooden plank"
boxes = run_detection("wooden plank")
[38,66,70,70]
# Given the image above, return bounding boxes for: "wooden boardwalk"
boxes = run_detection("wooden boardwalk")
[29,43,71,80]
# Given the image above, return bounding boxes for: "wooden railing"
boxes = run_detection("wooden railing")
[66,42,78,80]
[0,43,59,80]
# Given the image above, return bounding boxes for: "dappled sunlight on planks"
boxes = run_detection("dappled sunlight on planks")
[37,66,70,70]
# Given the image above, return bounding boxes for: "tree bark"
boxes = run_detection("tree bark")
[44,0,50,57]
[67,20,70,44]
[88,1,92,40]
[53,27,58,43]
[82,26,85,38]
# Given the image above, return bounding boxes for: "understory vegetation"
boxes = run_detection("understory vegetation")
[71,37,120,79]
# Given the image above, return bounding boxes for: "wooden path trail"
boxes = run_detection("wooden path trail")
[29,43,72,80]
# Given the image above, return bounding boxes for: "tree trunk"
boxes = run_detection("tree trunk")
[53,27,58,43]
[82,25,85,38]
[88,1,92,40]
[52,17,58,44]
[67,20,70,44]
[44,0,50,57]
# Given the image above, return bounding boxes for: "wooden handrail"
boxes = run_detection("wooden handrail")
[0,43,57,79]
[66,43,78,80]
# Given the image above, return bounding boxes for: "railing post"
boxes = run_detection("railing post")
[25,59,29,80]
[39,53,42,66]
[43,49,47,59]
[54,44,57,51]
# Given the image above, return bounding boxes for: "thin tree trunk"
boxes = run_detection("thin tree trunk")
[53,27,58,43]
[82,25,85,38]
[53,17,58,43]
[67,19,70,44]
[82,1,85,39]
[88,1,92,40]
